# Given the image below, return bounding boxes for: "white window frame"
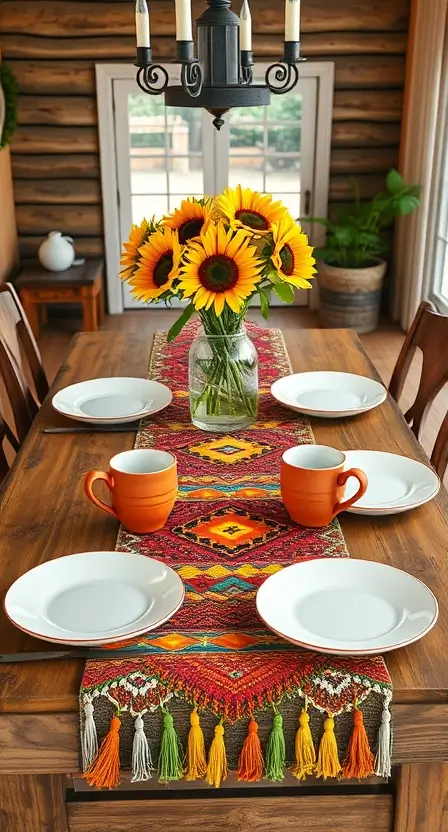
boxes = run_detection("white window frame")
[96,62,334,313]
[426,39,448,313]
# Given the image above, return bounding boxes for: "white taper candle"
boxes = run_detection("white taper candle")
[285,0,300,41]
[175,0,193,41]
[240,0,252,51]
[135,0,151,47]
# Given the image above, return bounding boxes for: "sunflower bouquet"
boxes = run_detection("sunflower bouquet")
[120,185,315,430]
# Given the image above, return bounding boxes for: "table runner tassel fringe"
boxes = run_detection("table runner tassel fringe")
[206,720,228,788]
[158,708,184,783]
[315,715,342,780]
[185,707,207,781]
[264,709,286,782]
[237,717,264,782]
[131,714,153,782]
[83,713,121,789]
[290,706,316,781]
[81,699,98,772]
[342,706,375,779]
[375,699,392,777]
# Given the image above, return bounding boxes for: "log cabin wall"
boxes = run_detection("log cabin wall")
[1,0,410,275]
[0,38,19,281]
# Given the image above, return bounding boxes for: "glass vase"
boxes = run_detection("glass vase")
[189,329,258,432]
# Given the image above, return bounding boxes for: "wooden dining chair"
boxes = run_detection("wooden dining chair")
[389,300,448,477]
[0,283,49,444]
[0,410,20,485]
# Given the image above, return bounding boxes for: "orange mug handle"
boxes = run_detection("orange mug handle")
[334,468,368,515]
[84,470,118,519]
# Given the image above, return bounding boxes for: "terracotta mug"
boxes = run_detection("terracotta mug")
[280,445,368,528]
[85,449,177,534]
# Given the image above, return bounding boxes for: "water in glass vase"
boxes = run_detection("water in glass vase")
[189,329,258,432]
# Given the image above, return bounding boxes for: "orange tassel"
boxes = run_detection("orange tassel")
[237,718,263,782]
[342,707,375,779]
[185,707,207,781]
[83,714,121,789]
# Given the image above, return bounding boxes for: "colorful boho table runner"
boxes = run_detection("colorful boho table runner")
[80,323,392,788]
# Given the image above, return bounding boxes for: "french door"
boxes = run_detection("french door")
[97,63,334,312]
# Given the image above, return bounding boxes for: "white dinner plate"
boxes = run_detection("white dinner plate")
[4,551,184,646]
[343,450,440,515]
[52,377,172,425]
[271,371,387,418]
[256,559,438,656]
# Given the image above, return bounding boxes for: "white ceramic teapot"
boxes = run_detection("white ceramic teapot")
[38,231,76,272]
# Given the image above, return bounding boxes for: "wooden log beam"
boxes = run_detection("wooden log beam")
[331,122,402,147]
[2,31,407,60]
[330,147,399,174]
[333,90,403,122]
[7,56,406,96]
[15,90,403,128]
[17,96,96,127]
[14,180,101,205]
[329,174,387,201]
[16,205,103,236]
[19,236,104,259]
[11,154,100,179]
[1,0,410,38]
[11,127,98,154]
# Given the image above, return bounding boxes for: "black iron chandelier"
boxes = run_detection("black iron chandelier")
[135,0,303,130]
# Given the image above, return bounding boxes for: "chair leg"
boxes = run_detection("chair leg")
[20,296,41,340]
[82,293,98,332]
[96,282,105,327]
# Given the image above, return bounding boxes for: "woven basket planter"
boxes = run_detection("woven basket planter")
[318,259,387,334]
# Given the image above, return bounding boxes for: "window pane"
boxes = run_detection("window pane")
[272,192,301,217]
[131,158,167,194]
[267,94,303,122]
[267,123,301,154]
[230,123,264,151]
[265,160,301,194]
[229,105,265,123]
[228,155,264,191]
[132,193,168,223]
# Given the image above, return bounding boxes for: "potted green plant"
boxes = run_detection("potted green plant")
[306,170,421,333]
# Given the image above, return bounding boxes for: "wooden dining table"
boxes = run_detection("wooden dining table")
[0,321,447,832]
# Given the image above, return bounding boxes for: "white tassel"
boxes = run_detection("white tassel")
[131,714,153,782]
[81,700,98,772]
[375,702,392,777]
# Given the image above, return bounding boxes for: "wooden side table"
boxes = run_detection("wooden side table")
[15,258,105,338]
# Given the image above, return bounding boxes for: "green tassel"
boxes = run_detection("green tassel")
[264,711,286,781]
[158,710,184,783]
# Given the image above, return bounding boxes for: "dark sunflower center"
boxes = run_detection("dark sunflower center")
[280,244,294,275]
[178,218,204,244]
[154,253,173,287]
[198,255,238,292]
[235,209,269,231]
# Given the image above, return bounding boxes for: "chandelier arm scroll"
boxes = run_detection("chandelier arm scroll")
[180,61,203,98]
[265,61,299,95]
[136,64,169,96]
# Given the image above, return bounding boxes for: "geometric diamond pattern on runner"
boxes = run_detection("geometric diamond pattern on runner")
[187,434,273,465]
[171,504,290,556]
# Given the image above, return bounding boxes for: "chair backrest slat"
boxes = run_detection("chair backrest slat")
[0,283,49,445]
[389,300,448,478]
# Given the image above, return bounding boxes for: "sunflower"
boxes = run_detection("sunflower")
[271,218,316,288]
[216,185,290,235]
[120,218,156,280]
[178,223,264,315]
[163,198,213,244]
[128,227,182,303]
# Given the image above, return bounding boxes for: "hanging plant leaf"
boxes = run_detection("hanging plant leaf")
[0,63,19,150]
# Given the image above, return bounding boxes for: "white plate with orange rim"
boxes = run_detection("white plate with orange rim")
[52,377,172,425]
[4,551,184,646]
[256,559,438,656]
[270,371,387,418]
[343,450,440,515]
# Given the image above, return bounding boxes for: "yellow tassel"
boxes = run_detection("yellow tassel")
[291,708,316,781]
[185,707,207,781]
[315,715,341,780]
[342,707,375,779]
[237,718,264,782]
[83,714,121,789]
[206,720,228,788]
